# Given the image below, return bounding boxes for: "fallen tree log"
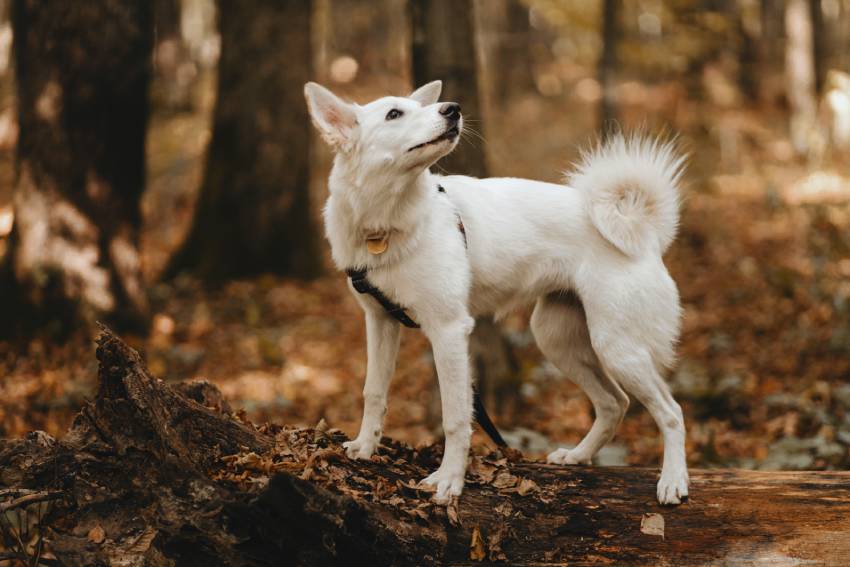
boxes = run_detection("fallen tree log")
[1,328,849,566]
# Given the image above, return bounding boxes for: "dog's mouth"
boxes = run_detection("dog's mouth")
[406,126,460,152]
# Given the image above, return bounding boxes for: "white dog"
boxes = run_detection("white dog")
[304,80,689,505]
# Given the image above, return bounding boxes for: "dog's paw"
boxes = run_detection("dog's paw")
[419,467,465,504]
[657,467,689,505]
[546,447,592,466]
[343,437,378,460]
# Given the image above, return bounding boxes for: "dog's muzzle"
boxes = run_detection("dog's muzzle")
[407,103,462,152]
[440,102,461,122]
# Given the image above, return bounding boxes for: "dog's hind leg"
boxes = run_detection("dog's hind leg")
[597,344,688,504]
[581,296,689,505]
[531,293,629,466]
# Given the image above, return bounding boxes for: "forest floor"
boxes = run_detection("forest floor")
[1,71,850,474]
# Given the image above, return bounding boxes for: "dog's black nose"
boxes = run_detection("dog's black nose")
[440,102,461,121]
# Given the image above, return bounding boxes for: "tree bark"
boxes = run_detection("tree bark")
[2,328,850,566]
[166,0,321,282]
[2,0,152,335]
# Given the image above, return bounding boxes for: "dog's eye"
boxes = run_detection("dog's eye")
[385,109,403,121]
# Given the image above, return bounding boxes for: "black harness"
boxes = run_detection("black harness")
[346,268,420,328]
[346,184,508,448]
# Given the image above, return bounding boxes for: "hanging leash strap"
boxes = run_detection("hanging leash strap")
[346,183,508,448]
[473,388,508,448]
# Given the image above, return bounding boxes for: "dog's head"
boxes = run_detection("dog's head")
[304,80,461,172]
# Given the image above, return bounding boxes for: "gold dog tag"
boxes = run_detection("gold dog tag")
[366,233,389,255]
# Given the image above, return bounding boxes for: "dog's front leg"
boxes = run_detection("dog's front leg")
[344,305,400,459]
[420,316,474,504]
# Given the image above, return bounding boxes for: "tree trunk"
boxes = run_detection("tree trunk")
[758,0,786,104]
[321,0,409,86]
[732,0,759,102]
[809,0,825,94]
[785,0,818,154]
[2,0,152,335]
[479,0,536,106]
[841,0,850,72]
[166,0,320,282]
[599,0,620,134]
[410,0,519,423]
[469,316,522,417]
[2,328,850,566]
[410,0,487,177]
[152,0,195,112]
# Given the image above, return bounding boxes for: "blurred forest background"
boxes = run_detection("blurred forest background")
[0,0,849,474]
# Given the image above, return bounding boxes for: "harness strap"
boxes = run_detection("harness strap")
[346,183,508,448]
[346,267,420,329]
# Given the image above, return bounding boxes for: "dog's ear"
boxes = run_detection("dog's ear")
[304,82,358,150]
[408,80,442,106]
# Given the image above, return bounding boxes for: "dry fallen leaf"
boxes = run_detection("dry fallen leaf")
[328,466,349,483]
[407,507,429,521]
[494,501,513,517]
[640,513,665,538]
[487,525,508,561]
[516,478,539,496]
[87,524,105,544]
[447,498,460,526]
[468,456,499,484]
[128,527,157,553]
[409,478,435,493]
[469,526,486,561]
[491,471,518,489]
[502,447,524,462]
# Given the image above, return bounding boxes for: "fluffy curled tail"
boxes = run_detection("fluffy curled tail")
[567,133,686,257]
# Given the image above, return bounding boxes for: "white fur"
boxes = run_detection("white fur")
[569,135,685,257]
[305,81,689,505]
